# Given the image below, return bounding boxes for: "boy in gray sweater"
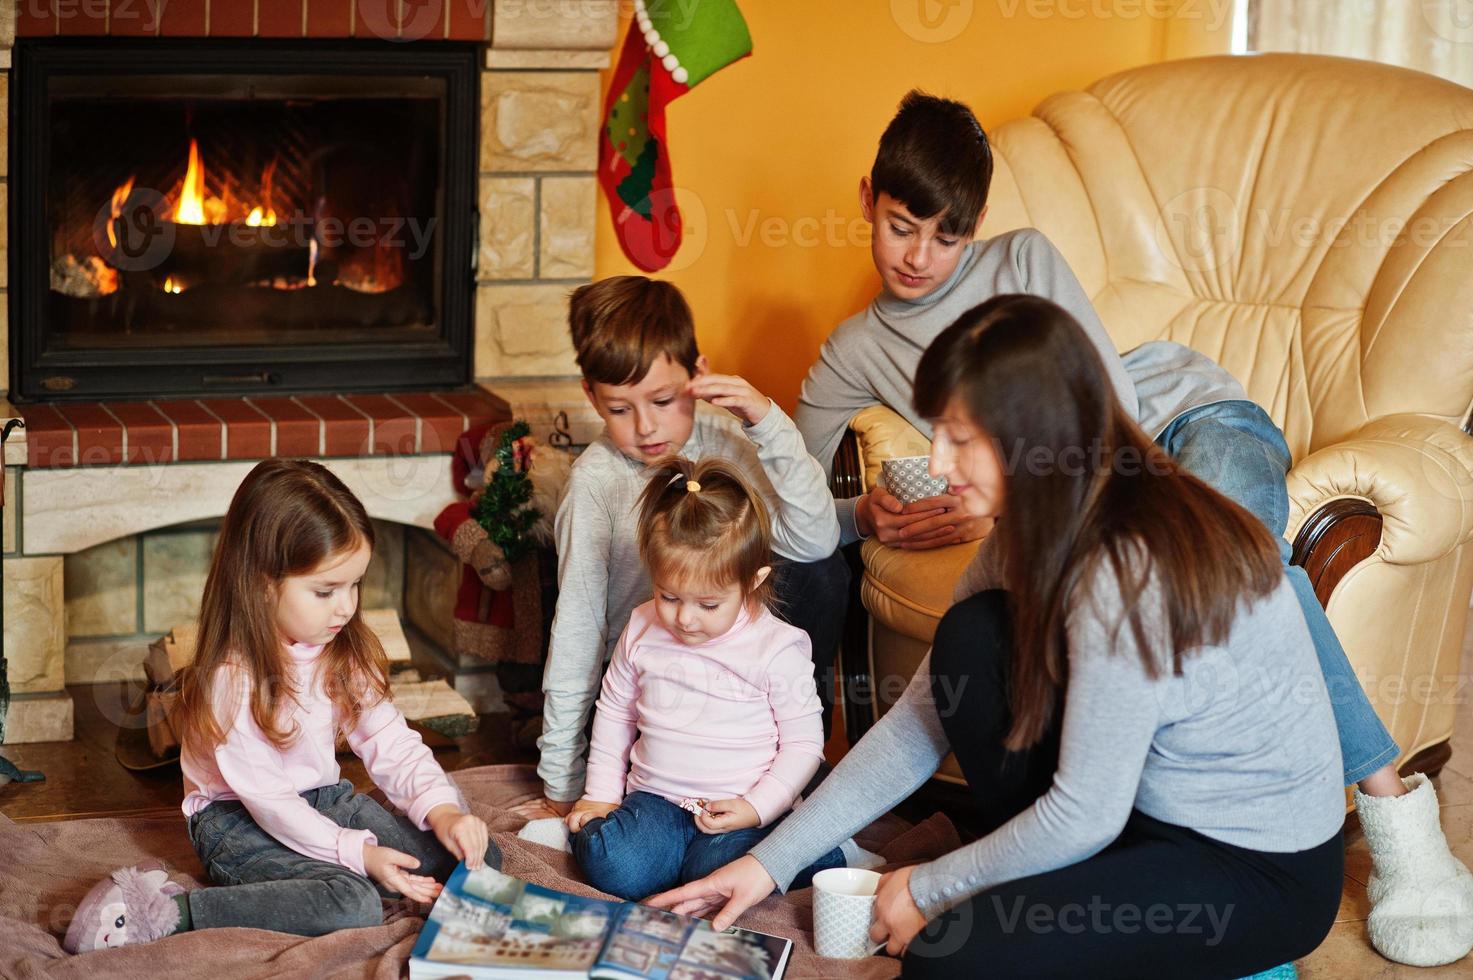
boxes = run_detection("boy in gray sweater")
[790,91,1471,966]
[517,277,846,821]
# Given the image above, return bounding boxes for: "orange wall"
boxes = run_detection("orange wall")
[593,1,1234,410]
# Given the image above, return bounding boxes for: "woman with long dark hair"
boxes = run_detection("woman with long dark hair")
[651,295,1346,977]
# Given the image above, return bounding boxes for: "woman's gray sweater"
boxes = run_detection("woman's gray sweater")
[748,543,1345,920]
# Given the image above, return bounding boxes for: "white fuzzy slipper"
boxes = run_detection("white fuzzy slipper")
[517,816,573,853]
[839,838,886,870]
[1355,772,1473,966]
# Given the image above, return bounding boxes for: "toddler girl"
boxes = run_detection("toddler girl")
[64,459,495,953]
[566,456,858,900]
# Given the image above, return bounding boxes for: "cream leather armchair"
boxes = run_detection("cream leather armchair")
[836,54,1473,786]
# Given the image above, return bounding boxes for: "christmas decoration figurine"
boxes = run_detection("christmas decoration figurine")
[434,421,571,745]
[438,421,570,594]
[600,0,753,271]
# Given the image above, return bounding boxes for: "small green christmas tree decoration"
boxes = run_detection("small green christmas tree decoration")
[472,421,540,566]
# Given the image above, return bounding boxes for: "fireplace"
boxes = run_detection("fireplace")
[13,40,480,401]
[1,2,617,746]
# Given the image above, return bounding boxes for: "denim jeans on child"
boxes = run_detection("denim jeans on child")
[1154,399,1400,784]
[186,779,501,935]
[573,791,846,901]
[771,550,851,741]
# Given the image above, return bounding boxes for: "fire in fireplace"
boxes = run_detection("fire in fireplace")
[13,41,479,401]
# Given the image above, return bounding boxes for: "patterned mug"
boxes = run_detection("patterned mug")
[881,455,951,505]
[812,867,882,959]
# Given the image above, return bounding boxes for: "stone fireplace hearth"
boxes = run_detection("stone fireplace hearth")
[1,0,613,743]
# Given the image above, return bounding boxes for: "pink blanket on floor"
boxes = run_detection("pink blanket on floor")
[0,764,961,979]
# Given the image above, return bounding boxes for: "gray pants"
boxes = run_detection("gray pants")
[187,779,500,935]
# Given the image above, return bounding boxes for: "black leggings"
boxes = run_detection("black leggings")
[902,591,1344,979]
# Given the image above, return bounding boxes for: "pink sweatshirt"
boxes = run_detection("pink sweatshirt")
[581,601,825,827]
[181,641,463,877]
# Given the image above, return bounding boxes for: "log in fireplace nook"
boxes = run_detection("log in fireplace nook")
[13,40,480,401]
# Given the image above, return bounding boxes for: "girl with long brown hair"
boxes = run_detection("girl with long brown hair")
[65,459,494,953]
[652,296,1348,977]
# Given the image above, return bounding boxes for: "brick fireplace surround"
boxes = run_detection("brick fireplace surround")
[1,0,612,742]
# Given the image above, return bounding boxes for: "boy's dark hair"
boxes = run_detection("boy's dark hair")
[871,90,993,237]
[568,276,700,387]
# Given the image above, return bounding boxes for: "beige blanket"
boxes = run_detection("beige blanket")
[0,765,961,979]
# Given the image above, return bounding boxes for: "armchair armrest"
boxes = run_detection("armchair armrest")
[1287,414,1473,603]
[832,429,865,500]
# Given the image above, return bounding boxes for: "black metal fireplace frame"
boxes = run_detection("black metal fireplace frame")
[9,38,480,402]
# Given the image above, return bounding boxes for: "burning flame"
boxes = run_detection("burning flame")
[254,159,279,227]
[105,140,282,239]
[175,139,207,225]
[107,176,136,249]
[90,143,400,296]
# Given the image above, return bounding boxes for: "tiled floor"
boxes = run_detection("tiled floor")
[1298,614,1473,977]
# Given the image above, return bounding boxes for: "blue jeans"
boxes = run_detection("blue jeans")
[572,791,845,901]
[1155,400,1399,785]
[187,779,500,935]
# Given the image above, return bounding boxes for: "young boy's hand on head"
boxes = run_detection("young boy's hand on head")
[695,798,761,834]
[427,805,492,871]
[566,799,620,834]
[686,374,772,428]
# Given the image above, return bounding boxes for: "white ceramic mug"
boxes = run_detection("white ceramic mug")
[812,867,882,959]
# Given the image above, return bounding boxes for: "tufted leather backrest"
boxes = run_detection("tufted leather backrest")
[983,54,1473,460]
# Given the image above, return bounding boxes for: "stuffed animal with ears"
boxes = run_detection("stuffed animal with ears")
[63,861,184,953]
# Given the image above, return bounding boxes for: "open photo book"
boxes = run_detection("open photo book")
[409,863,793,980]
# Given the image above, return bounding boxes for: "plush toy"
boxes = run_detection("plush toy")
[63,860,184,953]
[439,421,571,593]
[434,421,572,746]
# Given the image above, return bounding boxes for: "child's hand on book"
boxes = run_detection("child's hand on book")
[566,798,619,833]
[427,805,492,871]
[695,798,760,834]
[686,374,772,428]
[363,844,444,903]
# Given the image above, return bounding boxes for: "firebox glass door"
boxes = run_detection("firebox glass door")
[15,42,477,400]
[48,76,444,350]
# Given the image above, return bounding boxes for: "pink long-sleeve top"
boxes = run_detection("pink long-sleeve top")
[581,600,825,827]
[180,640,463,877]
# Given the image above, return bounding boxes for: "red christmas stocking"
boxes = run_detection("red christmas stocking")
[599,0,752,272]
